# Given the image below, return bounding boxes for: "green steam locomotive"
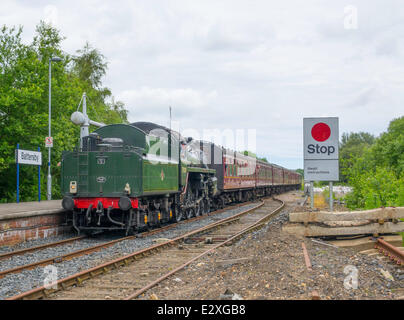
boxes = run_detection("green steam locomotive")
[61,122,301,235]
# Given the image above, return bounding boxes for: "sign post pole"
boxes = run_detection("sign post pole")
[38,146,41,202]
[46,137,53,201]
[329,181,333,212]
[16,143,20,203]
[310,181,314,209]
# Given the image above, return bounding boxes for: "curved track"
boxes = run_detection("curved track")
[0,201,254,279]
[4,200,263,299]
[8,197,284,300]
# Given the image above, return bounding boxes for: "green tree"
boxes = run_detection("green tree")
[295,168,303,176]
[346,166,404,209]
[241,150,269,163]
[343,117,404,210]
[370,116,404,177]
[72,41,107,89]
[71,42,127,125]
[258,156,269,163]
[339,132,375,183]
[0,22,128,202]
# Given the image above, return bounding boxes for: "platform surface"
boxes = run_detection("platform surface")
[0,200,65,221]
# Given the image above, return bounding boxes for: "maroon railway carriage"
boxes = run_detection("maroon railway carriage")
[256,159,273,187]
[200,141,301,207]
[223,149,256,190]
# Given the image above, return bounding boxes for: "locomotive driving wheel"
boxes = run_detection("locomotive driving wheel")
[175,210,183,222]
[186,207,194,219]
[194,203,201,216]
[218,197,225,209]
[203,199,210,215]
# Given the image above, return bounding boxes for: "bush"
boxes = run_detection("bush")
[345,166,404,209]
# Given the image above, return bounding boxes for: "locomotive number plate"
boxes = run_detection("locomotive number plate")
[97,158,106,165]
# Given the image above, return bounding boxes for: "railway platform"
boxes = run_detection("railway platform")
[0,200,64,221]
[0,200,71,246]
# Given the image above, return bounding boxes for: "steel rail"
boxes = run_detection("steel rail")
[0,234,138,278]
[0,235,86,261]
[137,200,257,238]
[7,199,267,300]
[375,238,404,265]
[0,201,255,279]
[124,198,284,300]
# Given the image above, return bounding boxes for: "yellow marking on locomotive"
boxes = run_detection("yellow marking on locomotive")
[169,210,172,218]
[144,215,148,224]
[158,212,161,220]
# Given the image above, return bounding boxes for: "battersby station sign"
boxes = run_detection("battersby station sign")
[15,149,42,166]
[303,117,339,181]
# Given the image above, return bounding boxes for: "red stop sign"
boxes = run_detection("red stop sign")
[311,123,331,142]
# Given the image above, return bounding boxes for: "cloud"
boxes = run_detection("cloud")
[118,87,218,121]
[2,0,404,169]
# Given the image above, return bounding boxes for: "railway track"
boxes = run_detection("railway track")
[8,197,284,300]
[0,201,255,280]
[0,235,86,261]
[356,237,404,278]
[1,200,261,299]
[10,200,284,300]
[127,198,284,301]
[0,234,135,278]
[374,238,404,265]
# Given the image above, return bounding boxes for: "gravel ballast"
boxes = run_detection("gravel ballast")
[0,234,75,255]
[0,202,259,299]
[136,192,404,300]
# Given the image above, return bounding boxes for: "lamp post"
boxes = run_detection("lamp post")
[47,56,62,201]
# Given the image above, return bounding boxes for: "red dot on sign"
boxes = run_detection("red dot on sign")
[311,123,331,142]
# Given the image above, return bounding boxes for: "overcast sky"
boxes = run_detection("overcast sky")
[2,0,403,169]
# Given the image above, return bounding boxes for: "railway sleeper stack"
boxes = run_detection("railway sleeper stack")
[283,207,404,237]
